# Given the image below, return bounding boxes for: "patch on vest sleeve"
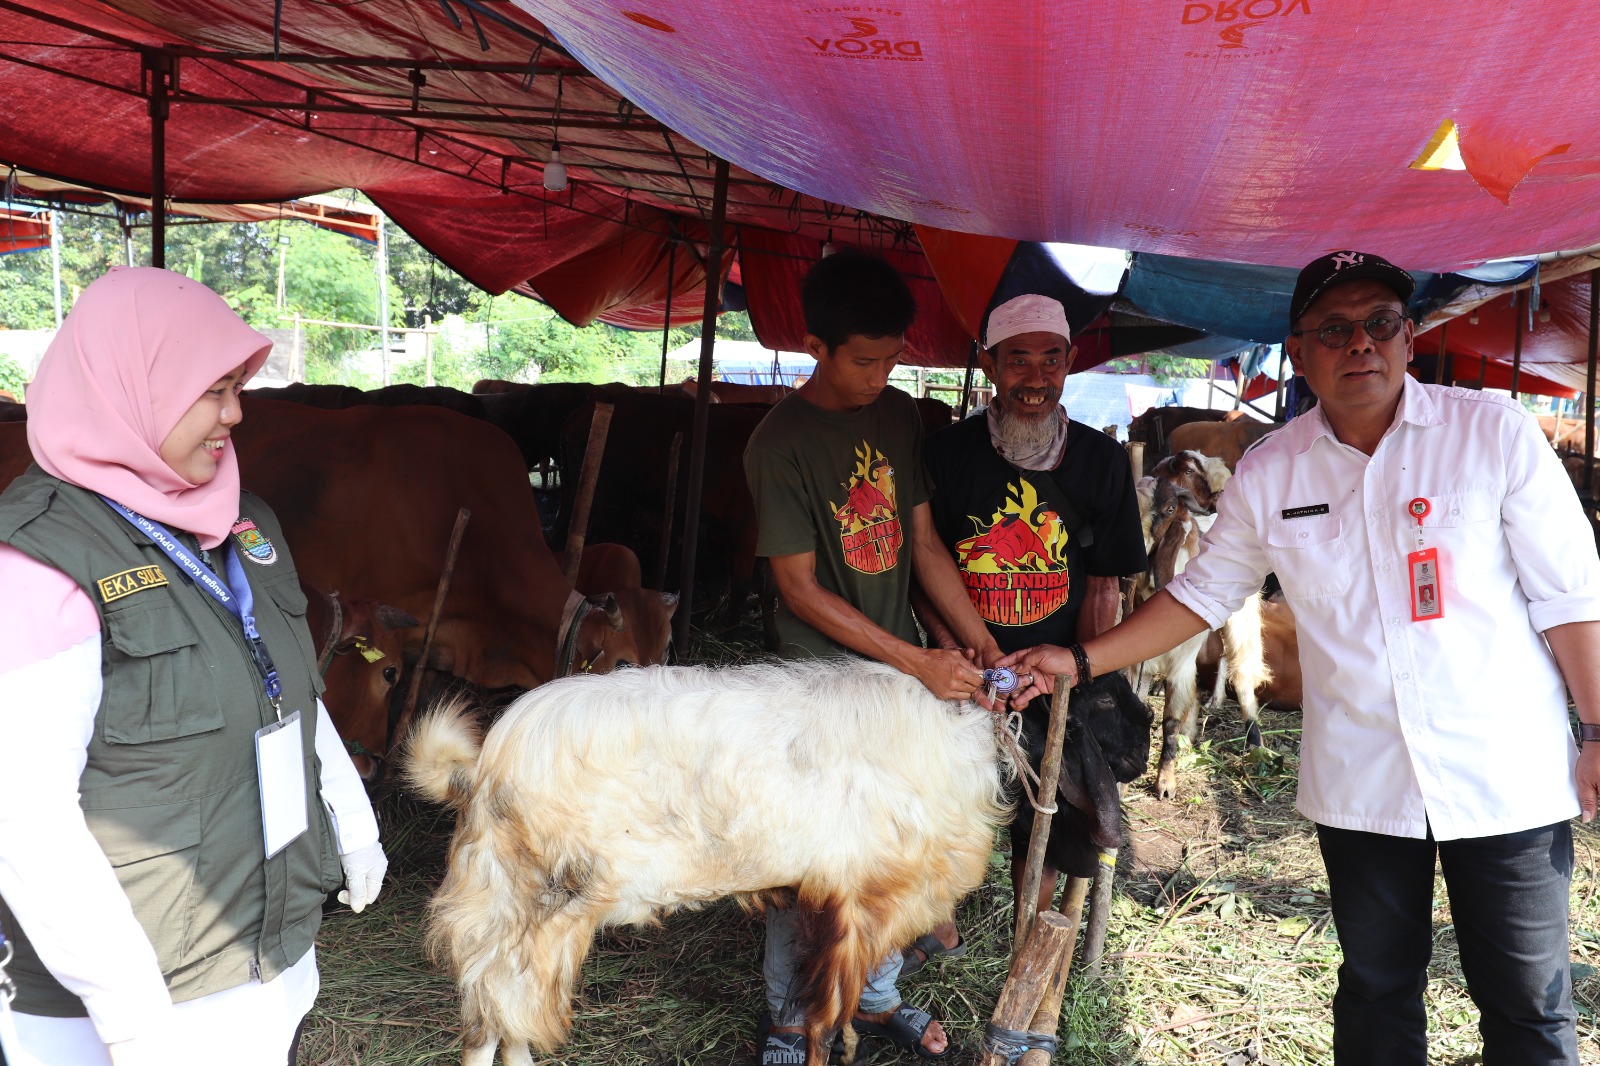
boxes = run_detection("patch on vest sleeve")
[97,565,170,603]
[231,517,278,565]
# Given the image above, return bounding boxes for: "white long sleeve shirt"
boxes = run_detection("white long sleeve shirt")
[1167,377,1600,840]
[0,617,378,1047]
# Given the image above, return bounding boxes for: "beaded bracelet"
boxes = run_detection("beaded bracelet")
[1067,642,1092,685]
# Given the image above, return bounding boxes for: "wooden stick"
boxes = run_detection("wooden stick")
[978,911,1075,1066]
[1013,673,1073,955]
[388,506,471,771]
[1082,847,1119,978]
[562,401,614,583]
[655,431,683,589]
[1017,877,1092,1066]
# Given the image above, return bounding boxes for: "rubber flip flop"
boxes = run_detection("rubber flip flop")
[897,933,967,977]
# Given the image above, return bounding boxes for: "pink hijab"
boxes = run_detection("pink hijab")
[26,267,272,548]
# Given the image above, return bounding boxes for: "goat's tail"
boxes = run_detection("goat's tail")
[401,695,483,810]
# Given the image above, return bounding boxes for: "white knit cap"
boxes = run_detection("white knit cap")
[984,294,1071,349]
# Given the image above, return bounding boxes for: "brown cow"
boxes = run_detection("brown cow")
[234,396,677,750]
[1128,406,1228,473]
[0,398,26,423]
[574,542,678,669]
[0,422,27,488]
[1167,418,1283,473]
[301,582,418,780]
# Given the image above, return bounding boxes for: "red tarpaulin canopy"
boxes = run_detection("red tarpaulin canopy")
[6,2,1600,368]
[0,207,52,254]
[1415,272,1595,396]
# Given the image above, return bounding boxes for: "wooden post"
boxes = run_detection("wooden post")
[978,912,1076,1066]
[1014,673,1073,954]
[291,311,303,382]
[1082,847,1119,978]
[1126,441,1144,485]
[1433,321,1448,385]
[1016,877,1092,1066]
[389,507,471,769]
[563,402,615,583]
[673,157,731,656]
[656,432,684,589]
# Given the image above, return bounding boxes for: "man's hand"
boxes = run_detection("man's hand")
[995,645,1080,708]
[1578,744,1600,823]
[909,647,987,702]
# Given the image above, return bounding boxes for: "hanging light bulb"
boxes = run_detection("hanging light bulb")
[1468,309,1479,325]
[821,228,836,258]
[543,73,567,193]
[543,146,567,192]
[1539,300,1551,324]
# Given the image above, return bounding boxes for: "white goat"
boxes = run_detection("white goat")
[403,659,1011,1066]
[1132,451,1270,800]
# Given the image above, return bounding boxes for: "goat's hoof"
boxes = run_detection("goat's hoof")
[1156,736,1181,800]
[1245,721,1263,750]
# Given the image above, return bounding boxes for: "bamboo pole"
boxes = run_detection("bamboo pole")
[562,401,615,583]
[388,507,471,770]
[1013,674,1072,954]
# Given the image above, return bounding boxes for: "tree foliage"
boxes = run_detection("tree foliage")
[0,199,758,391]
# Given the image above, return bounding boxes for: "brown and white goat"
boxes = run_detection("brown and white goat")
[1133,451,1271,800]
[403,659,1011,1066]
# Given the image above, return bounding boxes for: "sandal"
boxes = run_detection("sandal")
[898,933,967,977]
[851,1004,953,1061]
[756,1013,876,1066]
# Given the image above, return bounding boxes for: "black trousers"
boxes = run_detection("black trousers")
[1316,821,1578,1066]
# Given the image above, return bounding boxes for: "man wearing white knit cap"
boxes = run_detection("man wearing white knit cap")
[920,293,1147,916]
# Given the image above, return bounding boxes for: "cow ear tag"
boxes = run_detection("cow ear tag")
[1406,498,1444,621]
[353,636,386,663]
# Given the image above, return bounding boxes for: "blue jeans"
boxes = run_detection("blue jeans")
[763,905,903,1027]
[1316,821,1577,1065]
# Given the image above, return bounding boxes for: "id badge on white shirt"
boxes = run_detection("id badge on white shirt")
[255,710,309,859]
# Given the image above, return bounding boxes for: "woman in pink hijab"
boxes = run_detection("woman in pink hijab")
[0,268,386,1066]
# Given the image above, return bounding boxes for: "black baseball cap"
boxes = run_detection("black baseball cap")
[1289,251,1415,330]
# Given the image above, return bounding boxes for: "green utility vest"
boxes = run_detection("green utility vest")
[0,468,344,1017]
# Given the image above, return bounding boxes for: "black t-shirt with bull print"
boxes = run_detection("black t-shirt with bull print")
[744,386,930,659]
[926,413,1146,656]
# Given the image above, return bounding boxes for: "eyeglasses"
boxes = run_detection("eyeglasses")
[1290,310,1406,349]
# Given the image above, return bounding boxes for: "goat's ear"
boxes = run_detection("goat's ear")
[659,591,680,618]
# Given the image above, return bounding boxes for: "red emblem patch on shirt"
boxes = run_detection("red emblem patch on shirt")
[832,442,903,575]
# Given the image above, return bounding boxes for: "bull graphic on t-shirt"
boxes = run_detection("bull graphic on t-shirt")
[955,478,1071,627]
[831,443,903,575]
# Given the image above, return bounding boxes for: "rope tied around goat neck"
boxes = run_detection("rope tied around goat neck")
[993,708,1058,815]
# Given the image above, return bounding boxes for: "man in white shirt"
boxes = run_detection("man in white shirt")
[1000,250,1600,1064]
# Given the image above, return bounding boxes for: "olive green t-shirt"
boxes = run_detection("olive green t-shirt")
[743,386,931,659]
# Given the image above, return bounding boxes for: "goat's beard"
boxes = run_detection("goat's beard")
[990,398,1065,467]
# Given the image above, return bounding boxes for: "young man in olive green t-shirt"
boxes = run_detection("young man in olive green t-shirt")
[742,250,999,1065]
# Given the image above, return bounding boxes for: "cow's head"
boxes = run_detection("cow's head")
[302,581,420,780]
[569,590,680,673]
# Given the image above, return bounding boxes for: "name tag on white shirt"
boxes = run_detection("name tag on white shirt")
[1409,547,1445,621]
[256,710,308,859]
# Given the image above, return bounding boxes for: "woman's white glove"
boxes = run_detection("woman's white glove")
[336,840,388,913]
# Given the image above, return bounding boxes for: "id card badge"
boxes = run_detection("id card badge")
[1408,547,1445,621]
[255,710,309,859]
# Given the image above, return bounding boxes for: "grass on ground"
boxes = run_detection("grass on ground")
[301,622,1600,1065]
